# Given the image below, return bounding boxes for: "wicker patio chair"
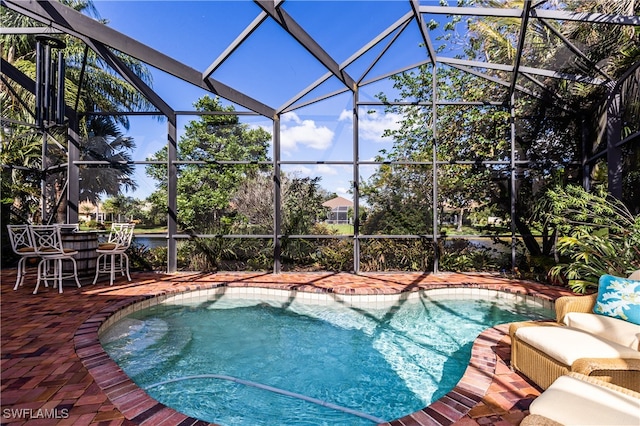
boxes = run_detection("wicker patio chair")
[509,272,640,392]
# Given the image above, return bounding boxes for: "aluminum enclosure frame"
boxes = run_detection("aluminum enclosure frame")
[2,0,639,274]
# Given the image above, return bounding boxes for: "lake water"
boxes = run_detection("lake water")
[133,236,166,249]
[131,236,517,254]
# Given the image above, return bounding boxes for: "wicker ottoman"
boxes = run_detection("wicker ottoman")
[521,372,640,425]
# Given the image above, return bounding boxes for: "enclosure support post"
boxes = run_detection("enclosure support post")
[67,113,79,224]
[432,63,439,274]
[581,114,590,191]
[35,38,43,129]
[167,113,178,273]
[273,116,282,274]
[352,90,360,274]
[41,132,48,224]
[509,94,517,271]
[606,85,623,199]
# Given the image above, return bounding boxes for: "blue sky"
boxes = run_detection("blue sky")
[90,1,442,200]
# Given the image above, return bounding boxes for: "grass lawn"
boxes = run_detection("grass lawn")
[327,224,354,234]
[134,225,168,234]
[440,225,511,235]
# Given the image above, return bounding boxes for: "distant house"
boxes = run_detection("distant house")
[322,196,353,224]
[79,200,105,222]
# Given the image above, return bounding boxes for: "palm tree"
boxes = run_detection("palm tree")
[80,116,138,204]
[562,0,639,77]
[0,126,42,223]
[559,0,640,157]
[1,0,154,224]
[465,0,523,63]
[79,202,94,221]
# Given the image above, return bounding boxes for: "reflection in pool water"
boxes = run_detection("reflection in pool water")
[101,289,553,425]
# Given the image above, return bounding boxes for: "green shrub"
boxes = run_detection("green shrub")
[360,239,434,271]
[315,239,353,271]
[84,220,99,229]
[127,242,166,271]
[542,185,640,293]
[177,237,238,271]
[439,239,503,272]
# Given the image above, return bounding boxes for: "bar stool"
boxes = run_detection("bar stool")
[7,224,39,290]
[30,225,82,294]
[93,223,135,286]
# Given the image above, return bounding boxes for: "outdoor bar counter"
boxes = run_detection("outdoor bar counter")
[61,230,100,282]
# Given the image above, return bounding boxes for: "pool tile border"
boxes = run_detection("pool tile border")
[72,275,565,426]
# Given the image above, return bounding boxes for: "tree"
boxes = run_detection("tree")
[361,162,434,235]
[79,202,94,220]
[232,171,333,235]
[1,0,154,225]
[281,175,331,236]
[102,194,138,222]
[79,116,137,204]
[143,191,168,227]
[145,95,271,232]
[231,171,335,268]
[231,171,273,234]
[466,0,640,254]
[363,0,639,263]
[362,65,510,236]
[0,125,42,223]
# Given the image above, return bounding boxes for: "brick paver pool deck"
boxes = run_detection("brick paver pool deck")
[1,269,574,425]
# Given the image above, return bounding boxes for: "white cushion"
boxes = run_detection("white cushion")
[563,312,640,350]
[529,375,640,425]
[515,326,640,366]
[629,270,640,280]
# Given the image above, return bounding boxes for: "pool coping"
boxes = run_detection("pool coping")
[73,279,561,426]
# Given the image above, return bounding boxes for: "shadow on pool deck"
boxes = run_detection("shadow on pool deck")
[1,269,573,425]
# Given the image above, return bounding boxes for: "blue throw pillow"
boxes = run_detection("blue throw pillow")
[593,274,640,325]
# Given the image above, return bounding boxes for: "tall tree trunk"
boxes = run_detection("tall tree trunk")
[55,179,67,224]
[457,207,464,231]
[497,179,543,256]
[514,213,541,256]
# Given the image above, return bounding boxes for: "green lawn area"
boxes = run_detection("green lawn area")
[326,224,354,234]
[439,225,511,236]
[133,225,168,234]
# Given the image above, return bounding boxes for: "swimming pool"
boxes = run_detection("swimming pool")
[100,288,554,425]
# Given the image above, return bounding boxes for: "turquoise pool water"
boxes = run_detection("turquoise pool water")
[101,290,553,425]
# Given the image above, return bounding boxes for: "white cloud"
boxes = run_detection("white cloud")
[280,112,334,152]
[286,164,312,176]
[281,112,300,124]
[248,122,271,133]
[338,109,352,122]
[358,162,378,180]
[339,109,403,143]
[336,187,351,196]
[359,110,403,143]
[315,164,338,175]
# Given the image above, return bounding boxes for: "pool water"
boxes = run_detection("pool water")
[101,290,553,425]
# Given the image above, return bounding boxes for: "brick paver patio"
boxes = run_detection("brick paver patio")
[1,269,573,425]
